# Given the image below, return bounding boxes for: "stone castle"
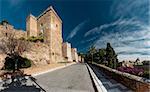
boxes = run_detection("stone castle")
[26,6,63,63]
[0,6,84,66]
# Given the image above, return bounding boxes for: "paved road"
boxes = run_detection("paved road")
[89,64,133,92]
[0,63,134,92]
[34,63,95,92]
[0,63,95,92]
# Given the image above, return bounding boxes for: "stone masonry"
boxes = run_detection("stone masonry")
[26,14,38,37]
[78,56,81,62]
[71,48,78,62]
[62,42,72,62]
[26,6,63,63]
[0,6,80,66]
[0,23,26,39]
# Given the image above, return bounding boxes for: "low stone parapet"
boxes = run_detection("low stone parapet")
[92,63,150,92]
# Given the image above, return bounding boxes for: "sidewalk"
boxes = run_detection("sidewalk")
[0,62,76,80]
[23,62,76,76]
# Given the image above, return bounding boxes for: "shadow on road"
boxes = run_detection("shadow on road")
[0,72,46,92]
[1,84,41,92]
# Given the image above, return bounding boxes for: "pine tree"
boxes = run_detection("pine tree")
[105,43,118,68]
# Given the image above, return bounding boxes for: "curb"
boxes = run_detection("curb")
[32,62,76,77]
[86,63,107,92]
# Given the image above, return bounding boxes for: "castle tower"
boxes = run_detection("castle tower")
[71,48,78,62]
[37,6,63,63]
[62,42,73,62]
[26,6,63,63]
[26,14,38,37]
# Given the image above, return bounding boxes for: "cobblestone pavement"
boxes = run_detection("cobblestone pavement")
[89,64,133,92]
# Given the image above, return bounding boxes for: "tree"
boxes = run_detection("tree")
[134,58,140,65]
[0,31,30,72]
[0,20,9,25]
[97,49,106,64]
[88,46,96,63]
[105,43,118,69]
[78,52,85,58]
[142,60,150,65]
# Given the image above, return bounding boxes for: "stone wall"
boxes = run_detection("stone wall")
[62,42,72,62]
[0,41,51,67]
[37,10,51,43]
[14,29,26,39]
[78,56,81,62]
[26,14,38,37]
[49,7,63,63]
[0,24,27,68]
[0,54,6,69]
[28,6,63,63]
[71,48,78,62]
[0,24,26,39]
[0,6,76,66]
[92,63,150,92]
[22,42,50,65]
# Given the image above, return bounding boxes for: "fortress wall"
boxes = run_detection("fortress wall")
[0,54,6,69]
[22,42,50,65]
[62,42,72,62]
[26,14,37,37]
[71,48,78,62]
[50,9,63,63]
[0,24,26,39]
[14,29,27,39]
[37,12,51,43]
[0,6,77,66]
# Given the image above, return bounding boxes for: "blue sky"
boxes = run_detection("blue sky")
[0,0,150,61]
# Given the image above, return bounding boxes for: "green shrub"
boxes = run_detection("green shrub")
[19,37,26,40]
[27,36,36,42]
[21,57,31,68]
[3,57,15,70]
[3,56,31,70]
[27,36,44,42]
[142,71,150,79]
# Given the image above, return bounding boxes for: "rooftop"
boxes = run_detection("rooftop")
[37,6,62,23]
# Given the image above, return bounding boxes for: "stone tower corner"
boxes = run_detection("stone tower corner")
[26,14,38,37]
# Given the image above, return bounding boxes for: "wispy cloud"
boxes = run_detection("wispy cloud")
[7,0,26,12]
[66,20,88,40]
[83,0,150,61]
[80,36,98,44]
[110,0,149,24]
[84,18,144,37]
[94,25,150,56]
[9,0,25,7]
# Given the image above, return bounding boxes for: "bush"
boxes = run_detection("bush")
[4,57,15,70]
[19,37,26,40]
[3,56,31,70]
[21,57,31,68]
[142,71,150,79]
[27,36,44,42]
[117,66,144,76]
[142,60,150,65]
